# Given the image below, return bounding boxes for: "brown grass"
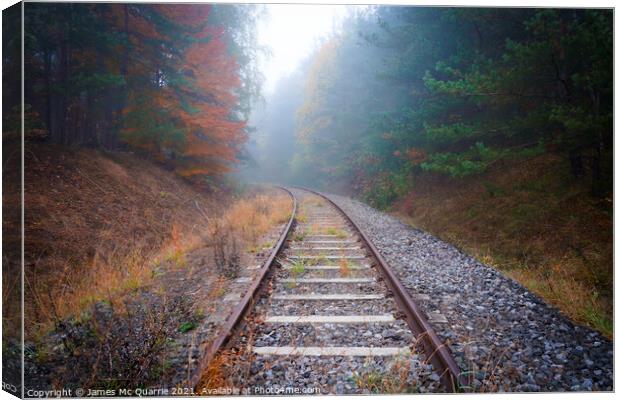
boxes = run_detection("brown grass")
[353,355,417,393]
[196,350,235,390]
[196,328,258,393]
[393,154,612,336]
[22,155,292,337]
[339,257,351,277]
[204,193,291,279]
[16,144,215,339]
[208,193,291,252]
[6,142,294,388]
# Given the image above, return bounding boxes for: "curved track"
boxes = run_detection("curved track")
[197,187,466,394]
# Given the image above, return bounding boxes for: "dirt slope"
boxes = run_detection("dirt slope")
[10,143,222,337]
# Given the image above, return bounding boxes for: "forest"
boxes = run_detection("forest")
[252,7,613,334]
[4,2,262,184]
[256,7,612,201]
[7,5,612,200]
[3,2,267,390]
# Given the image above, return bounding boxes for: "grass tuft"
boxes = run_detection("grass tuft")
[290,259,306,277]
[352,355,417,393]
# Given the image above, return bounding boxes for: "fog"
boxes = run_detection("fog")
[235,5,612,206]
[257,4,348,95]
[238,4,366,187]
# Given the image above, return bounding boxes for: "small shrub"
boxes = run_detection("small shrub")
[41,295,193,390]
[165,248,187,268]
[326,227,348,239]
[212,222,240,280]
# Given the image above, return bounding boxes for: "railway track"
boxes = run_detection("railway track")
[197,187,466,394]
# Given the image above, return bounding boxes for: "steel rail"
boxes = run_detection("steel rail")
[298,187,469,392]
[191,186,297,389]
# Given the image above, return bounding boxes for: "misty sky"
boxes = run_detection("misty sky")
[257,4,350,95]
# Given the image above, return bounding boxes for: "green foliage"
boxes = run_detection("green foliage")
[178,321,197,333]
[424,122,479,144]
[362,169,411,210]
[290,260,306,277]
[67,73,125,94]
[421,142,493,177]
[287,7,611,199]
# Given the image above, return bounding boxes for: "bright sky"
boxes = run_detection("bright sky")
[257,4,349,95]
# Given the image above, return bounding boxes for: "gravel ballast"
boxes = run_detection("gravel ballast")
[221,190,443,394]
[322,192,613,392]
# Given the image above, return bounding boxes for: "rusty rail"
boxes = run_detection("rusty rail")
[194,185,467,392]
[191,186,297,389]
[299,187,469,392]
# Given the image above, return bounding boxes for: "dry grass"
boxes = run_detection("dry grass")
[210,193,291,250]
[9,143,296,389]
[204,192,291,280]
[196,319,259,393]
[18,144,293,341]
[16,144,215,339]
[393,154,612,336]
[296,212,308,223]
[196,350,235,390]
[353,355,417,393]
[27,187,292,337]
[339,257,351,277]
[506,266,611,336]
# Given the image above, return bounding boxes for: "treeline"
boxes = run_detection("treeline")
[281,7,612,205]
[4,3,262,181]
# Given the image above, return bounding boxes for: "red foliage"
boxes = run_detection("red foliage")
[405,147,428,165]
[115,4,246,178]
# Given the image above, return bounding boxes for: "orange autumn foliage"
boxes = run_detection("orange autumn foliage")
[114,4,246,179]
[405,147,428,165]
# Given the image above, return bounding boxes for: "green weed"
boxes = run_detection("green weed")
[178,321,198,333]
[290,260,306,277]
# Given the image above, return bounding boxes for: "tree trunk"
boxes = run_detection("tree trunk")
[589,88,604,196]
[58,40,69,145]
[569,148,585,178]
[44,49,53,140]
[110,4,130,150]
